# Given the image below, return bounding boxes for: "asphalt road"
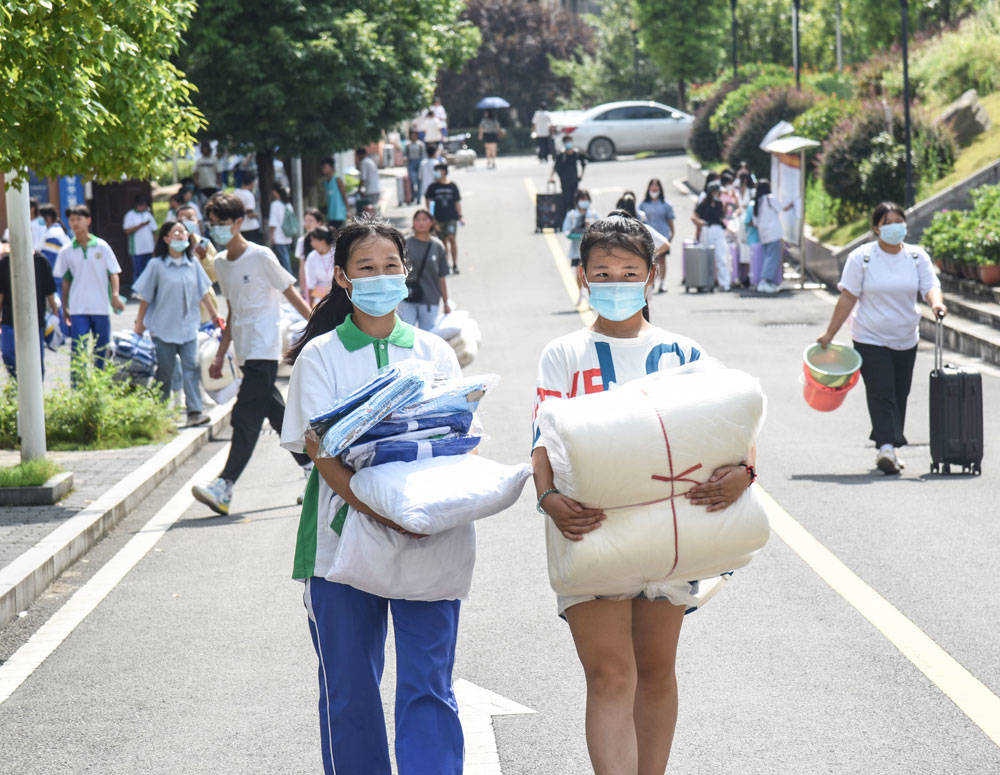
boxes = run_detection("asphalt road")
[1,153,998,774]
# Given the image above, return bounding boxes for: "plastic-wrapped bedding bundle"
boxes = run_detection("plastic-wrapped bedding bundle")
[356,410,474,444]
[349,455,532,535]
[390,374,499,420]
[345,433,482,470]
[309,367,401,437]
[316,370,425,458]
[537,362,770,596]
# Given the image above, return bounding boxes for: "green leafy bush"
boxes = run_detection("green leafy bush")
[710,72,793,139]
[923,183,1000,268]
[803,70,855,100]
[794,98,859,143]
[0,458,63,488]
[724,87,819,178]
[688,79,741,163]
[0,338,176,450]
[914,122,957,188]
[819,104,902,205]
[858,132,909,207]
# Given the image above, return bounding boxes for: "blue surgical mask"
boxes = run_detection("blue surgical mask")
[879,222,907,246]
[587,277,650,321]
[433,170,443,180]
[578,200,591,209]
[209,224,234,247]
[181,219,200,234]
[169,239,190,253]
[348,274,408,317]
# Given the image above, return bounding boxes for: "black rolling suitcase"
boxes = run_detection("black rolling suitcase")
[929,315,983,475]
[535,181,565,232]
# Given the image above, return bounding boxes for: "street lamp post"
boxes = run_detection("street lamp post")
[730,0,739,79]
[900,0,915,207]
[792,0,801,89]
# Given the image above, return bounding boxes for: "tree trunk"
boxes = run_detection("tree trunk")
[678,79,687,112]
[256,148,275,239]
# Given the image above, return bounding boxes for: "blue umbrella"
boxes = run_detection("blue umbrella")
[476,96,511,110]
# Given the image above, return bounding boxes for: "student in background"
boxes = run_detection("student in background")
[692,180,730,291]
[319,157,348,229]
[191,192,313,516]
[29,198,47,251]
[53,205,125,373]
[562,189,599,306]
[234,172,263,243]
[122,194,158,286]
[195,140,221,199]
[398,209,450,330]
[38,204,70,294]
[296,208,325,298]
[356,147,382,217]
[424,162,464,274]
[404,130,427,205]
[268,183,295,273]
[303,226,337,308]
[0,249,58,379]
[638,179,676,294]
[550,138,587,215]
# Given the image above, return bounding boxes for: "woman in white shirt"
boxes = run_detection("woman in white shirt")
[303,226,337,307]
[268,184,294,273]
[295,208,324,299]
[818,202,947,474]
[751,179,793,294]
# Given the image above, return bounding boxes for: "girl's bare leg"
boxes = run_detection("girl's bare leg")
[566,599,638,775]
[632,599,685,774]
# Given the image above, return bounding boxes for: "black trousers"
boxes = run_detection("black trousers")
[559,177,578,214]
[853,341,918,448]
[536,136,553,161]
[221,359,310,482]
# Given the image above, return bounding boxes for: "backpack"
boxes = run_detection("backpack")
[281,203,300,238]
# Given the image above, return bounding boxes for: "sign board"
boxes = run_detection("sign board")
[58,175,85,212]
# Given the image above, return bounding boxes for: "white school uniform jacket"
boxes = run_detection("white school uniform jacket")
[280,315,470,590]
[532,326,704,451]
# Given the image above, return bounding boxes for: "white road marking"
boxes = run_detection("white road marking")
[528,176,1000,750]
[455,679,536,774]
[0,447,230,705]
[760,490,1000,747]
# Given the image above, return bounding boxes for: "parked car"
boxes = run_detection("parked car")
[551,101,694,161]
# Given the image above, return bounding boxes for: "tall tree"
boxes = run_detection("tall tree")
[634,0,727,110]
[436,0,596,129]
[0,0,202,182]
[178,0,479,202]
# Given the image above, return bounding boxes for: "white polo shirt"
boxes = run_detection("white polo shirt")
[214,244,295,363]
[122,209,157,256]
[53,235,122,316]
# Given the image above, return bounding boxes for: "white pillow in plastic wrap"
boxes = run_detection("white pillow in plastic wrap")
[349,454,531,535]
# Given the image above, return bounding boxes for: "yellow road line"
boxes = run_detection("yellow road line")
[523,177,595,327]
[524,174,1000,748]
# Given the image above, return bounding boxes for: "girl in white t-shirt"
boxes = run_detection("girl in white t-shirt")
[532,212,755,774]
[295,208,324,300]
[818,201,947,474]
[280,219,466,775]
[303,225,337,307]
[267,184,294,273]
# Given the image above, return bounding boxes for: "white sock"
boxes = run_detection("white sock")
[879,443,894,456]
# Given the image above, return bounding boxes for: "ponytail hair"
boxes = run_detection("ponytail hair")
[285,217,407,364]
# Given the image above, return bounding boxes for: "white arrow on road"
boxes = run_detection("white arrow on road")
[455,678,536,775]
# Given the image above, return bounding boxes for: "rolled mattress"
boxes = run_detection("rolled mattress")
[537,364,770,595]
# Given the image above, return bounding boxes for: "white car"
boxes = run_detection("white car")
[551,101,694,161]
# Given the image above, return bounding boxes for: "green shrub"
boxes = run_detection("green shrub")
[794,98,859,143]
[724,87,819,178]
[858,132,909,207]
[0,458,62,488]
[803,70,855,100]
[688,79,741,163]
[922,183,1000,267]
[710,72,793,139]
[819,104,903,206]
[0,338,176,450]
[914,122,957,189]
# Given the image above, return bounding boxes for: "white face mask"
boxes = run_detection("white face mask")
[649,190,661,199]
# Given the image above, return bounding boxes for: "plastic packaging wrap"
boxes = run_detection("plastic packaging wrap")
[538,362,770,596]
[356,410,474,444]
[344,433,481,470]
[389,374,499,420]
[349,455,532,535]
[198,328,241,395]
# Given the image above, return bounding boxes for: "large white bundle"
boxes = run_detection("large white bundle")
[538,364,765,508]
[350,454,531,535]
[538,363,769,595]
[546,486,770,595]
[199,335,241,392]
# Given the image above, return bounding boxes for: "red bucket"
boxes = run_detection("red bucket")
[802,363,860,412]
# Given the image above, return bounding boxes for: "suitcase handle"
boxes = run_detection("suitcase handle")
[934,311,944,371]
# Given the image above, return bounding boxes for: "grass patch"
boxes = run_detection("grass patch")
[0,458,63,488]
[0,336,176,451]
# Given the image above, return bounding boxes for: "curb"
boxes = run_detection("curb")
[0,472,74,507]
[0,400,234,630]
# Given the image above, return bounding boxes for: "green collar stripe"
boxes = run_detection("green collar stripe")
[335,314,415,353]
[292,467,320,579]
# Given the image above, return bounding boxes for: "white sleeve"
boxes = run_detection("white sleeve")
[304,252,319,290]
[645,223,667,250]
[268,200,284,228]
[260,249,295,290]
[915,247,940,298]
[103,242,122,274]
[532,342,572,451]
[838,249,865,297]
[280,345,337,453]
[123,211,138,230]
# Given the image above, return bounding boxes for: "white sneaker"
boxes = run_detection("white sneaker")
[192,477,233,515]
[875,447,901,475]
[756,280,778,294]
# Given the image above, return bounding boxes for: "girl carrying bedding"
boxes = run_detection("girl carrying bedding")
[280,219,466,775]
[531,212,757,775]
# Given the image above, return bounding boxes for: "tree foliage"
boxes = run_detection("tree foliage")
[0,0,203,184]
[634,0,727,110]
[549,0,680,109]
[178,0,480,155]
[436,0,596,128]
